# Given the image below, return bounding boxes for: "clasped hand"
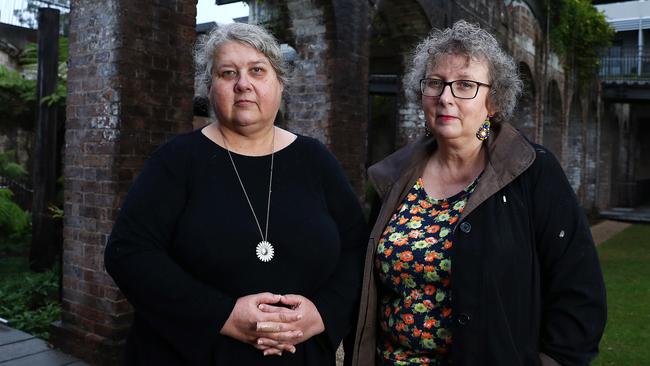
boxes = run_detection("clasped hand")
[220,293,325,356]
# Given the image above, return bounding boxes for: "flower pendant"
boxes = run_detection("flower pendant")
[256,241,275,262]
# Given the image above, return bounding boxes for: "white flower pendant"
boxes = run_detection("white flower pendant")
[256,241,275,262]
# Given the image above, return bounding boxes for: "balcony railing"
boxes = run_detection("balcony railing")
[599,47,650,81]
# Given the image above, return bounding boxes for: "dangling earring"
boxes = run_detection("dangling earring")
[476,116,491,141]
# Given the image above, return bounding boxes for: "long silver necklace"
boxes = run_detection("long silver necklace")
[219,127,275,262]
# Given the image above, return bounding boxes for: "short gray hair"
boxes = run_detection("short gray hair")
[194,23,288,95]
[404,20,522,123]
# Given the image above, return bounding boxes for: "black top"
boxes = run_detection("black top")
[105,129,368,365]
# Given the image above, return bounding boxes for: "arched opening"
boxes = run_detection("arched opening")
[566,93,583,195]
[367,0,430,165]
[511,62,536,140]
[543,81,563,159]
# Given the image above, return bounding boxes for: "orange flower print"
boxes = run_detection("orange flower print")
[407,193,417,201]
[425,252,437,262]
[412,216,423,221]
[448,216,458,224]
[402,313,415,325]
[413,328,422,337]
[404,298,413,308]
[394,237,408,246]
[441,201,449,209]
[398,217,409,225]
[424,265,435,272]
[414,263,424,272]
[396,322,407,331]
[393,261,403,271]
[392,276,401,285]
[410,206,422,215]
[443,240,453,249]
[422,331,433,339]
[424,319,436,329]
[425,237,437,244]
[408,230,421,239]
[400,251,414,262]
[384,247,393,257]
[424,284,436,295]
[420,200,433,209]
[423,299,434,309]
[426,225,440,234]
[441,307,452,318]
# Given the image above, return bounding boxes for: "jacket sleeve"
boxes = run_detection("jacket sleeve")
[104,143,235,360]
[530,147,607,365]
[310,146,369,352]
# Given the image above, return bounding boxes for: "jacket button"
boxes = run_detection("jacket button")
[460,222,471,233]
[457,313,471,326]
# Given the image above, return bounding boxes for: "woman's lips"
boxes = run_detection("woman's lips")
[437,115,457,121]
[235,100,255,106]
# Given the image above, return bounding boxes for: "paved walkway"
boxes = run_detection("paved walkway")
[0,221,635,366]
[600,205,650,223]
[590,219,632,245]
[0,324,87,366]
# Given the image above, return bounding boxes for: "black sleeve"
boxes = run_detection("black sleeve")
[531,147,607,365]
[104,140,235,359]
[309,145,369,351]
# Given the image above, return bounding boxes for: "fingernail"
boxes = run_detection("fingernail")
[258,304,264,310]
[297,314,303,320]
[257,339,263,345]
[278,352,283,356]
[297,331,303,337]
[290,347,296,354]
[263,350,269,356]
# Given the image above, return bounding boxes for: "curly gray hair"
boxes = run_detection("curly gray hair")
[194,23,288,95]
[404,20,522,123]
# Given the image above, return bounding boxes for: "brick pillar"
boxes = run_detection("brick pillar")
[50,1,196,364]
[325,0,370,195]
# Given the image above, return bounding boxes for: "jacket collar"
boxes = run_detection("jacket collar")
[368,122,536,219]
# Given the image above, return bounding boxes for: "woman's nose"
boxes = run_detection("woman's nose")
[438,84,454,103]
[235,74,253,92]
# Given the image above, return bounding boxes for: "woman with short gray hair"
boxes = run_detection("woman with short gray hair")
[105,22,366,365]
[349,20,606,366]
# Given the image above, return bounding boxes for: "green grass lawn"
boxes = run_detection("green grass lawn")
[593,224,650,365]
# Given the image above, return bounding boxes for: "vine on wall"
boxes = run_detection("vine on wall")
[547,0,614,89]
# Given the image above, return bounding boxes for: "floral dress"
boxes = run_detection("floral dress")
[375,177,479,365]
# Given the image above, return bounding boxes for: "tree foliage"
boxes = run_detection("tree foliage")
[0,37,68,131]
[547,0,615,87]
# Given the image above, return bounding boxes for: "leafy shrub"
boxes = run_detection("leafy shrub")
[0,188,31,248]
[0,267,61,339]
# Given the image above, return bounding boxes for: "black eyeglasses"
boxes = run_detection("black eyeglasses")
[420,78,491,99]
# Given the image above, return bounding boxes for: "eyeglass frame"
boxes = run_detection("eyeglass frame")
[419,78,492,99]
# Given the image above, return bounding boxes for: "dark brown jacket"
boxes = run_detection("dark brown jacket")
[349,123,606,366]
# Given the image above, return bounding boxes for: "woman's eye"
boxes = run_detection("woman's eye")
[459,81,474,89]
[251,67,265,75]
[221,70,237,78]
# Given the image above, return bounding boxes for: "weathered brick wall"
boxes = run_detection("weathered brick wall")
[53,0,195,363]
[283,0,332,143]
[326,0,370,194]
[509,2,540,141]
[566,94,584,194]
